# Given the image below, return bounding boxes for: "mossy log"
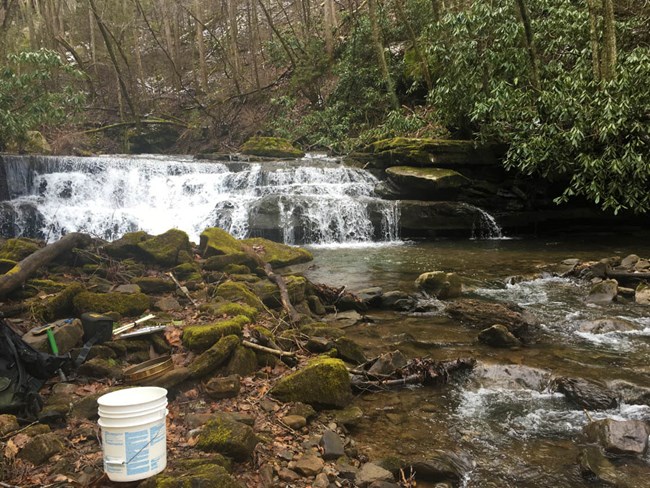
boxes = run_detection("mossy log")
[0,233,91,299]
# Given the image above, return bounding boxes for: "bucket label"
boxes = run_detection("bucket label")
[125,429,150,476]
[150,424,165,447]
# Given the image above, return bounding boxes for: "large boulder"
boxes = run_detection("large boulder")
[189,334,240,379]
[586,279,618,303]
[386,166,469,199]
[271,357,352,409]
[200,227,245,259]
[415,271,462,299]
[240,136,304,159]
[197,413,258,460]
[240,237,313,267]
[553,377,617,410]
[137,229,192,266]
[583,419,650,455]
[214,281,265,311]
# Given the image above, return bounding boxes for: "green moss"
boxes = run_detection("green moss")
[189,334,240,379]
[196,414,258,460]
[0,258,17,273]
[144,464,241,488]
[199,227,243,257]
[270,357,352,409]
[240,237,313,268]
[34,283,84,322]
[223,264,251,274]
[252,276,307,308]
[224,345,258,376]
[25,279,68,293]
[132,276,176,293]
[203,253,250,271]
[299,323,345,339]
[212,302,259,320]
[137,229,192,266]
[334,337,367,365]
[171,262,201,281]
[240,136,305,159]
[182,315,249,352]
[0,238,42,261]
[73,291,150,317]
[215,281,265,311]
[103,231,150,260]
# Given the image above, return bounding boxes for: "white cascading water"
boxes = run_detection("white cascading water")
[0,154,400,245]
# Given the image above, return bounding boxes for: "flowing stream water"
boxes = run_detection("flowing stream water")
[303,236,650,487]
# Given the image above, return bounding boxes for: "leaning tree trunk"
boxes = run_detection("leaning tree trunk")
[601,0,617,80]
[0,233,92,298]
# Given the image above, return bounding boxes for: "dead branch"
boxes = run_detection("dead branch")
[242,340,295,357]
[0,233,92,298]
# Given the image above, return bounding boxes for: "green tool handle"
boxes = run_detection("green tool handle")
[46,328,59,355]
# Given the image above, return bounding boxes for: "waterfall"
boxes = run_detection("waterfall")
[471,207,504,239]
[0,154,400,245]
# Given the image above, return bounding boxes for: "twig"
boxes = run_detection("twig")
[242,340,295,357]
[167,272,198,308]
[0,421,38,441]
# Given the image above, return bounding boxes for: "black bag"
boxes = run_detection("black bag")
[0,317,71,417]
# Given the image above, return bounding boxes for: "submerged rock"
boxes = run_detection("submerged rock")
[478,324,521,348]
[271,357,352,409]
[415,271,462,299]
[578,446,620,486]
[578,318,637,334]
[408,450,474,484]
[584,419,650,456]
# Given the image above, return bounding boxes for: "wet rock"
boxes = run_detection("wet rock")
[324,310,362,328]
[132,276,176,293]
[205,374,241,399]
[381,291,417,311]
[635,283,650,305]
[334,337,367,365]
[182,316,248,352]
[22,318,83,355]
[197,413,258,460]
[306,336,334,353]
[586,279,618,303]
[154,296,182,312]
[0,414,19,436]
[445,298,538,341]
[224,345,258,377]
[578,445,620,486]
[357,287,383,307]
[368,350,408,376]
[271,357,352,409]
[609,380,650,406]
[584,419,650,455]
[73,291,150,317]
[18,433,64,465]
[478,324,521,348]
[283,415,307,429]
[356,463,394,487]
[333,406,363,429]
[189,334,240,379]
[293,454,325,476]
[415,271,462,299]
[578,318,637,334]
[554,377,617,410]
[137,229,192,266]
[409,451,474,484]
[307,295,327,315]
[299,323,346,339]
[320,430,345,460]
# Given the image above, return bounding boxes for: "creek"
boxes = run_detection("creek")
[304,237,650,487]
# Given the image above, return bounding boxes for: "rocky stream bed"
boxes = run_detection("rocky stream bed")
[0,228,650,487]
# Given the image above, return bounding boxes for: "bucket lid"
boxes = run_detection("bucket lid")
[98,387,167,408]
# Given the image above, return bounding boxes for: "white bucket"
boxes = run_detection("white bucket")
[97,387,168,482]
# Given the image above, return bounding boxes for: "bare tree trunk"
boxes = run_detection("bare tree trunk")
[515,0,540,90]
[194,0,209,91]
[368,0,399,109]
[586,0,601,81]
[601,0,617,80]
[247,0,261,89]
[323,0,336,59]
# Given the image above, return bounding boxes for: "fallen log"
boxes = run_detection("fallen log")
[241,244,302,325]
[351,357,476,392]
[0,233,92,299]
[605,269,650,286]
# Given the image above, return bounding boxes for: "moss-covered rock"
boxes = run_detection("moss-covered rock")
[0,414,19,437]
[299,323,346,339]
[73,291,150,316]
[103,231,151,260]
[197,413,259,460]
[350,137,493,168]
[200,227,244,258]
[240,136,305,159]
[77,358,123,380]
[215,281,265,311]
[334,337,367,365]
[189,334,240,379]
[33,283,84,322]
[137,229,192,266]
[0,238,42,261]
[141,463,242,488]
[386,166,470,197]
[6,130,52,154]
[182,315,249,352]
[18,433,64,465]
[271,357,352,409]
[224,346,258,376]
[415,271,462,299]
[171,262,202,281]
[132,276,176,293]
[240,237,313,268]
[202,301,259,320]
[203,254,251,271]
[223,264,251,275]
[252,276,307,308]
